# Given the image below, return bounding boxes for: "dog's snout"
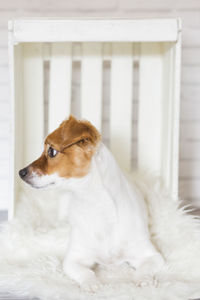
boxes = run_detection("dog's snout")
[19,167,28,179]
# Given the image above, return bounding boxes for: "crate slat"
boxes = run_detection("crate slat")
[81,43,102,131]
[49,43,72,133]
[138,43,163,176]
[110,43,133,172]
[23,43,44,165]
[10,19,179,43]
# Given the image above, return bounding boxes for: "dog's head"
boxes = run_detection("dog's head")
[19,115,101,188]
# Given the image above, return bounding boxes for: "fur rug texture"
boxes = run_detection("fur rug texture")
[0,172,200,300]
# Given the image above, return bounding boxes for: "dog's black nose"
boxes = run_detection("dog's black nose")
[19,167,28,178]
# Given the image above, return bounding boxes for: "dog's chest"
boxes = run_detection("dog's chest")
[69,188,117,231]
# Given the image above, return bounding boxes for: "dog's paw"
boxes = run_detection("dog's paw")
[135,275,158,288]
[81,279,102,294]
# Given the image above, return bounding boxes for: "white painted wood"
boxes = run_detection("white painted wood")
[103,42,112,60]
[171,27,181,198]
[81,43,102,131]
[73,43,82,61]
[161,42,175,193]
[162,27,181,199]
[49,42,72,133]
[138,43,163,176]
[8,29,15,218]
[110,43,133,172]
[47,42,127,63]
[138,35,181,198]
[12,45,23,218]
[9,19,179,43]
[8,36,24,218]
[43,43,51,61]
[8,18,182,219]
[23,43,44,165]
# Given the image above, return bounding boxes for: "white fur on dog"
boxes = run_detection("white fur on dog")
[0,156,200,298]
[55,144,164,290]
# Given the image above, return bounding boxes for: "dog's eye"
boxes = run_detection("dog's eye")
[48,147,58,158]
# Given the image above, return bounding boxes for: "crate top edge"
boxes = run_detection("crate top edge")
[8,18,182,43]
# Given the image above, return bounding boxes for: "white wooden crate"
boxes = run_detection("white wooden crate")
[8,19,182,219]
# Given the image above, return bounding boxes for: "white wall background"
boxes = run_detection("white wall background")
[0,0,200,210]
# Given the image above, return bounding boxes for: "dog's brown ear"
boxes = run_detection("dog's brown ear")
[60,115,101,152]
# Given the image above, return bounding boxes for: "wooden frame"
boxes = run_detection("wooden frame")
[8,19,182,219]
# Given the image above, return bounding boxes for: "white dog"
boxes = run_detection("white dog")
[19,115,164,292]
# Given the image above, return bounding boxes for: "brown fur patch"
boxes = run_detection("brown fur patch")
[29,115,101,178]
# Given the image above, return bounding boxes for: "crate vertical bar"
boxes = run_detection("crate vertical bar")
[138,42,164,177]
[23,43,44,164]
[8,24,23,219]
[110,43,133,172]
[81,43,102,132]
[161,28,181,197]
[49,42,72,133]
[170,28,181,198]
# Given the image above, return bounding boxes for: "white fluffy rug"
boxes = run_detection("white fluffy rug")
[0,173,200,300]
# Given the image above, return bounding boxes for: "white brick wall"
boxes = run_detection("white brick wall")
[0,1,200,209]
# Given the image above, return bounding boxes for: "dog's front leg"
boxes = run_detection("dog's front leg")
[63,232,101,293]
[63,257,101,293]
[130,253,164,287]
[127,240,165,287]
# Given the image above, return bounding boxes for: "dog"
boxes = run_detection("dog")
[19,115,164,292]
